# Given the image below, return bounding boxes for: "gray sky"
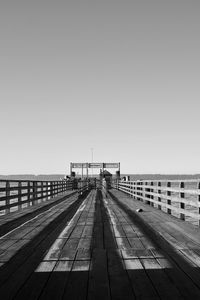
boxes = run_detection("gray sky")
[0,0,200,175]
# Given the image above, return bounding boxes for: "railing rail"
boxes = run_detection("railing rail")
[77,179,89,195]
[0,179,73,215]
[112,179,200,226]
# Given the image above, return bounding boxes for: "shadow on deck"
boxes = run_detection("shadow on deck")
[0,189,200,299]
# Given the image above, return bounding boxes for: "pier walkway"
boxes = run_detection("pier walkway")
[0,188,200,299]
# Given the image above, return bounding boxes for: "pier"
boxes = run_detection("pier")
[1,169,200,299]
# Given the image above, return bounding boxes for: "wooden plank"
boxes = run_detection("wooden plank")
[122,224,138,237]
[124,258,159,299]
[157,257,200,298]
[128,237,145,250]
[70,225,84,238]
[76,249,91,260]
[111,224,126,237]
[92,223,104,249]
[141,258,183,299]
[0,196,86,297]
[116,237,131,249]
[13,261,56,300]
[104,223,118,249]
[39,260,73,300]
[81,225,93,237]
[140,236,157,249]
[62,260,90,300]
[77,238,92,249]
[63,238,80,250]
[0,239,17,249]
[59,248,77,260]
[0,191,77,237]
[0,249,18,262]
[107,249,135,299]
[179,249,200,267]
[88,249,110,300]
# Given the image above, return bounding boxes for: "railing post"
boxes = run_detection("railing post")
[198,182,200,227]
[18,181,22,210]
[41,181,44,201]
[44,181,47,199]
[127,182,131,198]
[167,182,171,215]
[130,181,133,197]
[50,181,54,197]
[180,181,185,221]
[33,181,37,205]
[27,181,31,207]
[144,182,148,204]
[150,181,154,207]
[5,181,10,214]
[56,181,59,195]
[62,181,64,193]
[158,181,161,210]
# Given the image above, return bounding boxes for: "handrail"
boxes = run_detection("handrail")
[0,180,74,215]
[112,179,200,226]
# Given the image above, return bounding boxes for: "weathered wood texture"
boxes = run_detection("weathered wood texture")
[113,179,200,226]
[0,179,89,216]
[1,188,200,299]
[0,180,74,215]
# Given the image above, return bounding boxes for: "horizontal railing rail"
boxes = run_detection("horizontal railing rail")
[0,179,74,215]
[112,179,200,226]
[77,179,90,195]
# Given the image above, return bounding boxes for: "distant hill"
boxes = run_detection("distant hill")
[1,173,200,181]
[125,174,200,181]
[0,174,65,181]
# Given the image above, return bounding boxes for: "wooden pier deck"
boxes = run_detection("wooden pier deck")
[0,188,200,299]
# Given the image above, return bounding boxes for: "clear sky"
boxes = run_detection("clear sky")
[0,0,200,175]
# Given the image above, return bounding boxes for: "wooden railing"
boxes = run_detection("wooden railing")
[77,179,90,195]
[0,180,74,215]
[112,179,200,226]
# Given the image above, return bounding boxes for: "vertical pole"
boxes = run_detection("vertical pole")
[144,182,148,203]
[86,163,89,190]
[150,181,154,207]
[41,181,44,201]
[133,182,136,199]
[158,181,161,210]
[50,181,53,198]
[198,182,200,227]
[86,163,88,180]
[33,181,37,205]
[27,181,31,207]
[5,181,10,214]
[18,181,22,210]
[180,181,185,221]
[61,181,63,193]
[45,181,48,199]
[167,182,171,214]
[130,181,133,197]
[55,181,58,196]
[70,162,72,176]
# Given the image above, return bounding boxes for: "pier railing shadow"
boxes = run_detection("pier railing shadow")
[1,189,200,299]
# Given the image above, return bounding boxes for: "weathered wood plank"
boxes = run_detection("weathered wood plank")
[88,249,110,300]
[107,249,135,299]
[141,258,183,299]
[124,258,159,299]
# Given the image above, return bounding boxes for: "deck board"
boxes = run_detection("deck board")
[0,188,200,299]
